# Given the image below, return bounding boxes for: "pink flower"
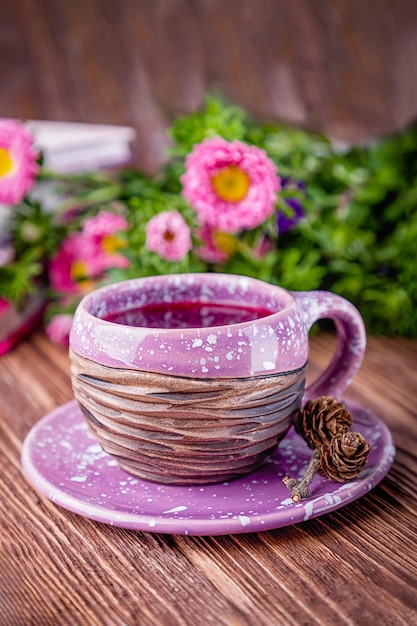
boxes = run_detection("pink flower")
[81,212,130,274]
[0,297,10,315]
[145,210,192,262]
[45,314,73,347]
[252,235,275,259]
[49,233,90,295]
[0,119,39,204]
[181,137,280,234]
[49,211,129,295]
[195,223,232,264]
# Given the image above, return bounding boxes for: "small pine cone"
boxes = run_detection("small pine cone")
[319,431,370,482]
[293,396,353,449]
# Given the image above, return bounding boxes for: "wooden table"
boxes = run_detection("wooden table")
[0,330,416,625]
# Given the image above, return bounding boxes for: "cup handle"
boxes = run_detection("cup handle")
[292,291,366,401]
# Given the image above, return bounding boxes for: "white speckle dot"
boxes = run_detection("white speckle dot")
[238,515,251,527]
[86,444,102,454]
[226,352,234,360]
[148,519,157,527]
[192,338,203,348]
[163,505,188,513]
[263,361,275,370]
[70,476,86,483]
[60,440,72,450]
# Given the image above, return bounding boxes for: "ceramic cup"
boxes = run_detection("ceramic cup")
[69,273,366,485]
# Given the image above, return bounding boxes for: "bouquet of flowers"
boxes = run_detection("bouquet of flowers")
[1,96,416,350]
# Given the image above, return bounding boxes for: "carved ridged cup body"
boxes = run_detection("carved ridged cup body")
[69,273,366,485]
[70,350,306,484]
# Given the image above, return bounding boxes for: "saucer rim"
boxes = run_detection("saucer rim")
[21,399,395,536]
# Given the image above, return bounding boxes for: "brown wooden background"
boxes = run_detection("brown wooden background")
[1,0,417,173]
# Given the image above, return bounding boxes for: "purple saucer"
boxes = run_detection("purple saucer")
[21,400,395,536]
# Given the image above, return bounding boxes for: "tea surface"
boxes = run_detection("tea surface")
[104,301,273,329]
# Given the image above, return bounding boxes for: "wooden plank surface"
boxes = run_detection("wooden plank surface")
[1,0,417,172]
[0,331,416,625]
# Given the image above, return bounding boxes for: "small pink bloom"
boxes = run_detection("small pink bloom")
[195,223,229,264]
[81,211,130,274]
[82,211,128,240]
[145,210,192,262]
[0,119,39,205]
[45,314,73,347]
[181,137,280,234]
[0,297,10,315]
[49,211,129,295]
[49,233,89,295]
[252,235,275,259]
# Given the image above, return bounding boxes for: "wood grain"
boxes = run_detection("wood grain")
[1,0,417,172]
[1,330,416,625]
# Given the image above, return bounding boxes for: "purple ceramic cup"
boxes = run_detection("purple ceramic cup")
[69,273,366,485]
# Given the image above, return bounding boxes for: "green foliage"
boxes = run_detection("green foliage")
[0,247,43,306]
[169,94,247,157]
[2,96,417,336]
[166,97,417,335]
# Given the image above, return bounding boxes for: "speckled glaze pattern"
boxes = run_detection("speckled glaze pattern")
[69,274,366,484]
[70,273,366,399]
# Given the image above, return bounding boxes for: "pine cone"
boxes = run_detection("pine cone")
[319,431,370,482]
[293,396,353,449]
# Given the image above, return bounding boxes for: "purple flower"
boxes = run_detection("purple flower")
[277,178,306,234]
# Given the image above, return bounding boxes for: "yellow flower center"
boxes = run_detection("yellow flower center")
[71,260,88,281]
[70,260,94,291]
[211,165,250,202]
[101,233,126,255]
[213,231,237,256]
[0,147,14,178]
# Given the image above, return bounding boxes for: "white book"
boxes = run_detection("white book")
[27,120,136,172]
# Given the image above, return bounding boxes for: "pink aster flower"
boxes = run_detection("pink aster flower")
[81,211,130,274]
[49,232,92,295]
[49,211,129,295]
[45,314,74,348]
[145,210,192,262]
[0,119,39,205]
[195,223,232,264]
[181,137,280,234]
